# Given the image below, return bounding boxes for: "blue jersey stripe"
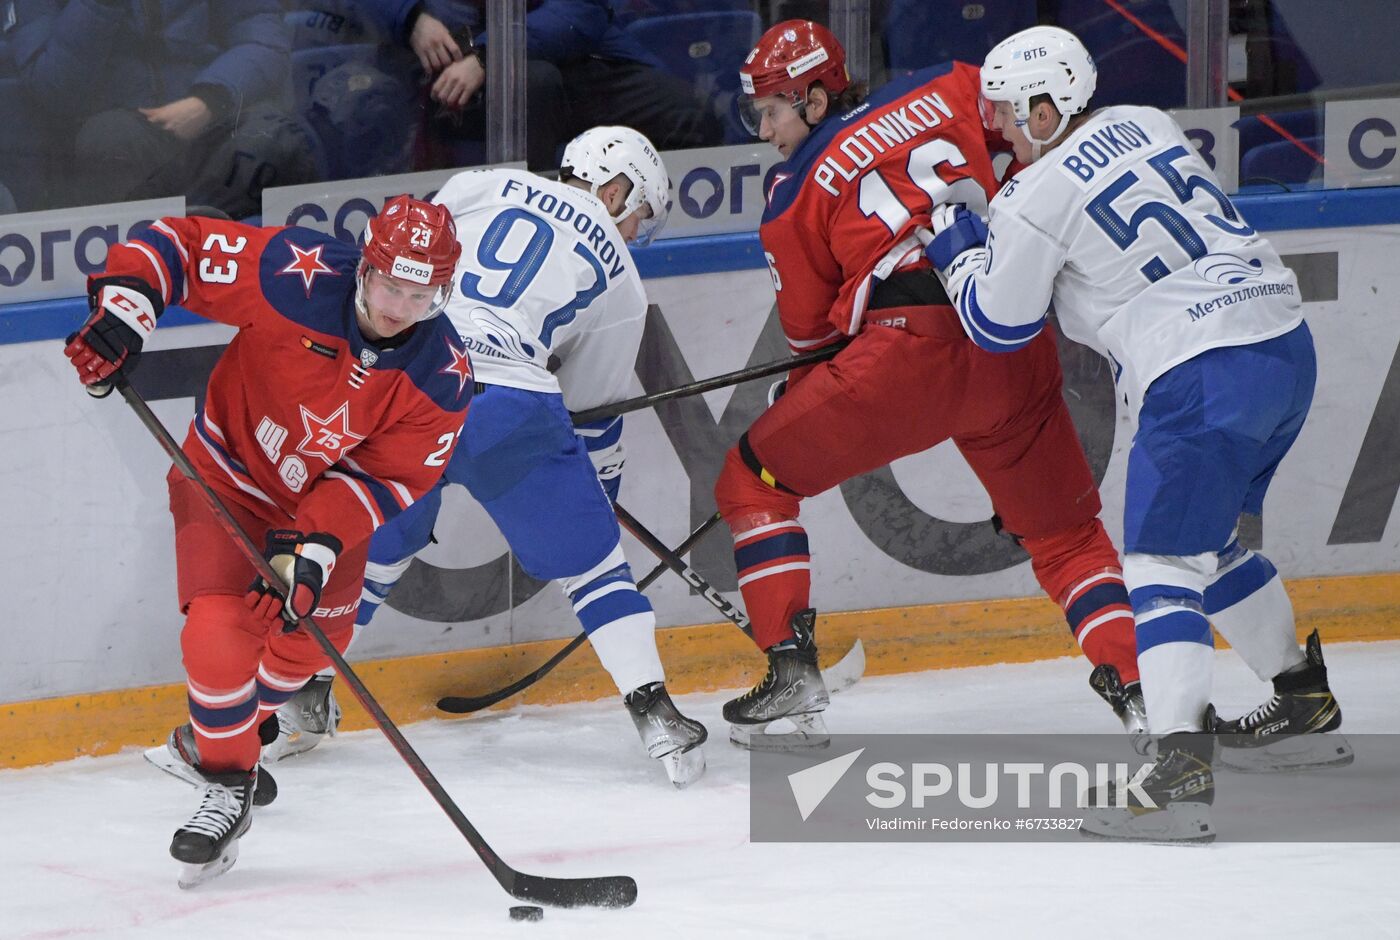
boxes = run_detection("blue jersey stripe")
[959,280,1042,351]
[1136,609,1214,652]
[1204,552,1277,615]
[1129,583,1205,615]
[195,408,255,479]
[735,532,810,572]
[576,415,623,451]
[187,693,258,730]
[134,227,187,304]
[1065,582,1131,631]
[335,461,408,524]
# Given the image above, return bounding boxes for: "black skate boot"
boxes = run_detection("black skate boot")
[170,767,257,888]
[624,681,708,788]
[1089,664,1151,756]
[724,609,830,751]
[1213,629,1352,772]
[264,674,341,763]
[144,719,278,806]
[1082,719,1215,845]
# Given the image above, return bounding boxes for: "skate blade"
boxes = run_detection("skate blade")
[144,745,205,789]
[729,712,831,752]
[1079,802,1216,845]
[145,747,276,807]
[662,746,706,789]
[177,840,240,889]
[823,639,865,696]
[1217,733,1355,773]
[262,729,326,764]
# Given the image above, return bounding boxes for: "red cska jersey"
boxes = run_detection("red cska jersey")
[759,61,1005,353]
[98,216,475,552]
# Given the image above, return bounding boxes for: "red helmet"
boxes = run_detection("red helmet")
[357,195,462,325]
[362,194,461,287]
[739,19,849,104]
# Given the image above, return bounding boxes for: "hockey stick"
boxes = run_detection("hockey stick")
[436,511,724,714]
[115,381,636,910]
[437,346,843,713]
[570,342,846,425]
[612,503,866,694]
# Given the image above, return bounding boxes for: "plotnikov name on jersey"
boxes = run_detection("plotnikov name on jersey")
[498,178,629,280]
[813,92,958,196]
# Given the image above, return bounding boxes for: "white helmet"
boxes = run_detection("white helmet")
[561,126,670,247]
[981,26,1097,159]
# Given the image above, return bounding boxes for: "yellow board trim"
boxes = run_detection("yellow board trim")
[6,571,1400,769]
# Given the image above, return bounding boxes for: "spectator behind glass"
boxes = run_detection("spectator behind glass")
[348,0,724,170]
[10,0,318,217]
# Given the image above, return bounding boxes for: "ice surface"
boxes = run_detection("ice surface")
[3,642,1397,939]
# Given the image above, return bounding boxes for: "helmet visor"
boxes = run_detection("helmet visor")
[977,92,1000,132]
[738,92,802,139]
[360,264,453,329]
[630,202,667,248]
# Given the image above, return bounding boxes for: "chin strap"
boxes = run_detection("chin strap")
[1025,111,1075,162]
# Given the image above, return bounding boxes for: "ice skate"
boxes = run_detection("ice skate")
[144,719,278,807]
[1213,630,1353,772]
[263,674,341,763]
[725,609,830,752]
[1089,664,1151,756]
[625,681,708,788]
[171,768,257,888]
[1081,726,1215,845]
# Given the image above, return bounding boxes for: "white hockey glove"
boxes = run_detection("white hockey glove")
[925,204,990,308]
[578,416,625,503]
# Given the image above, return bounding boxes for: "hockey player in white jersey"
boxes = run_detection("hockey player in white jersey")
[926,27,1346,841]
[270,127,709,786]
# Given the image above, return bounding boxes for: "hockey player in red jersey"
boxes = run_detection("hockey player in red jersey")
[64,197,472,886]
[716,21,1143,748]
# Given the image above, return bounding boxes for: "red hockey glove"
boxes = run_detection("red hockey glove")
[64,278,163,397]
[245,531,342,631]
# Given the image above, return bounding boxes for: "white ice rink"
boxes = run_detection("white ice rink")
[4,642,1398,940]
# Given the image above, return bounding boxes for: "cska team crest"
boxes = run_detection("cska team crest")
[297,401,365,465]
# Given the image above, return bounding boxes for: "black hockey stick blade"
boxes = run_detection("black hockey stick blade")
[510,871,638,909]
[436,633,588,713]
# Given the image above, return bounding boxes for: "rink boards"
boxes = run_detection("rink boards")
[3,188,1400,766]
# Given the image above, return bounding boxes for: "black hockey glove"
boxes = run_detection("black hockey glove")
[245,530,342,631]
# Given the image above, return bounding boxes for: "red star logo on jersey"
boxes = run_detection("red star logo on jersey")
[440,337,474,399]
[280,243,339,296]
[297,402,365,465]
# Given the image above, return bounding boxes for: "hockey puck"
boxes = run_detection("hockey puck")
[509,905,544,922]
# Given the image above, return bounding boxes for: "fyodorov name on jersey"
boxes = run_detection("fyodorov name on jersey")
[814,93,957,196]
[499,177,628,280]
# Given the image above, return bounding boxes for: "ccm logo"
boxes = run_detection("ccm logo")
[391,256,434,284]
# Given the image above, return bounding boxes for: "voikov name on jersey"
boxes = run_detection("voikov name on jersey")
[813,92,959,197]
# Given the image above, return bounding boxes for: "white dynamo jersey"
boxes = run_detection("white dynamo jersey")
[433,168,648,412]
[966,105,1302,414]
